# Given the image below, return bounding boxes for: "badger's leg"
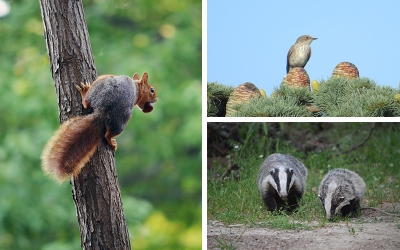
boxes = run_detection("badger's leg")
[341,199,357,217]
[353,199,362,217]
[262,189,277,211]
[287,190,302,211]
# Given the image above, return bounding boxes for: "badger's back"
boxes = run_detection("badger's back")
[318,168,365,200]
[257,153,308,211]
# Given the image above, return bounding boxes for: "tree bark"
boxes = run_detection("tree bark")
[39,0,131,249]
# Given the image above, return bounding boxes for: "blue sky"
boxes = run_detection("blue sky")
[207,1,400,96]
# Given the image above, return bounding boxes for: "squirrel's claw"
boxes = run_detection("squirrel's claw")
[77,82,91,109]
[76,82,91,94]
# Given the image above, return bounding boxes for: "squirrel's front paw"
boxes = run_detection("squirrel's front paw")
[76,83,91,108]
[76,82,91,95]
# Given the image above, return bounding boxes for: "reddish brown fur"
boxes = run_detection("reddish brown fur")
[41,114,103,182]
[134,72,157,113]
[42,73,157,182]
[105,127,118,151]
[76,83,91,108]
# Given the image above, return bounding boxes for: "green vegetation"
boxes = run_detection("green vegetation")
[208,123,400,229]
[207,82,235,117]
[253,215,312,230]
[208,77,400,117]
[0,0,201,249]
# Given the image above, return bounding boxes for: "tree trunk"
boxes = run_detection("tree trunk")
[39,0,131,249]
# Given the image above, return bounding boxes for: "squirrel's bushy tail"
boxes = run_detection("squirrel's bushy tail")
[41,114,103,182]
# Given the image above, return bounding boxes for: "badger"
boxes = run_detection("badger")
[318,168,366,220]
[257,153,308,212]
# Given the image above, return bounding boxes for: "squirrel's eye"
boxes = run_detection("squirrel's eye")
[150,88,155,93]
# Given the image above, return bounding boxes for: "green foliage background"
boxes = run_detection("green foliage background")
[0,0,201,249]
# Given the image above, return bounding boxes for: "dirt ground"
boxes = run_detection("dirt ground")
[207,203,400,250]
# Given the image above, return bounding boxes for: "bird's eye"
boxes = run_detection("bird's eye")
[150,87,155,93]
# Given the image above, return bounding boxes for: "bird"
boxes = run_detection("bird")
[286,35,317,73]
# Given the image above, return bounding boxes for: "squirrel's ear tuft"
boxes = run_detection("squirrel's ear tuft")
[142,72,148,82]
[132,73,140,80]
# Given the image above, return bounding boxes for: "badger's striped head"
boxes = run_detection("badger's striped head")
[269,167,295,199]
[318,181,351,220]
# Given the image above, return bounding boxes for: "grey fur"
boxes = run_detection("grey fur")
[318,168,366,220]
[257,153,308,211]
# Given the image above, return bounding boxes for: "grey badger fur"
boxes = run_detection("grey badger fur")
[257,153,308,211]
[318,168,366,220]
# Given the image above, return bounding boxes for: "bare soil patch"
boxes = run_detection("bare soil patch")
[207,203,400,250]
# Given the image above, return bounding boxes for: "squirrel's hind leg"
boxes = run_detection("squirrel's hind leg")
[105,127,118,151]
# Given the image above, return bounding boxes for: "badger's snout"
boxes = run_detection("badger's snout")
[279,192,288,199]
[326,213,332,220]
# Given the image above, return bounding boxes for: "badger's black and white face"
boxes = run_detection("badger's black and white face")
[318,168,365,220]
[267,166,295,199]
[318,181,351,220]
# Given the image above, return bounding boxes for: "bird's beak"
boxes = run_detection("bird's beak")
[313,38,318,40]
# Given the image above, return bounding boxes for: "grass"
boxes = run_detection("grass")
[207,123,400,230]
[253,215,313,230]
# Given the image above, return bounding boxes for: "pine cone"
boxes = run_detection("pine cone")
[332,62,359,79]
[226,82,261,117]
[281,67,310,89]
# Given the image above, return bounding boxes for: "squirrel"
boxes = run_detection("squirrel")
[41,72,157,183]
